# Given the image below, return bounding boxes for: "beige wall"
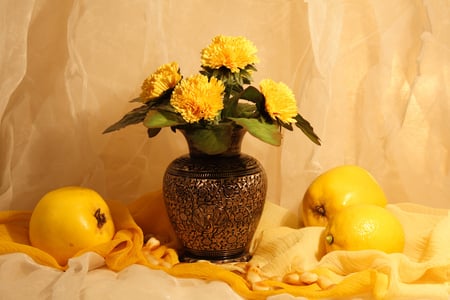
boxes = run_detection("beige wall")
[1,0,449,213]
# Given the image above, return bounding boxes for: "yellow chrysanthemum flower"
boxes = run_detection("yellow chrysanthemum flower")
[170,74,225,123]
[201,35,259,73]
[140,62,182,100]
[260,79,299,124]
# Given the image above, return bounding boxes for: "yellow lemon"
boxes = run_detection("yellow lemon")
[29,186,115,265]
[302,165,387,226]
[323,204,405,253]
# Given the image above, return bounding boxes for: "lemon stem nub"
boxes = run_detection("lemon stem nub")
[94,208,107,229]
[325,234,334,245]
[315,205,326,216]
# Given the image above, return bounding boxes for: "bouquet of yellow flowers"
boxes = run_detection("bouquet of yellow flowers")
[104,35,320,154]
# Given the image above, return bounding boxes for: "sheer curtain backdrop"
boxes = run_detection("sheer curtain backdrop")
[0,1,449,299]
[1,0,449,215]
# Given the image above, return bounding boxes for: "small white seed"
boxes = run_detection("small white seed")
[145,237,161,250]
[283,272,302,285]
[246,267,263,283]
[317,275,335,290]
[299,272,319,285]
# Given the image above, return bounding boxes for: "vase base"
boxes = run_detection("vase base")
[180,251,252,264]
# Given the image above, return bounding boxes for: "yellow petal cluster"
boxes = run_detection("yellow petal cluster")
[201,35,259,73]
[140,62,182,100]
[170,74,224,123]
[260,79,298,124]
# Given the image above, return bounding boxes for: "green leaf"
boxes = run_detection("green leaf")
[294,114,321,145]
[103,105,150,134]
[239,86,267,115]
[240,65,256,84]
[143,110,185,128]
[235,103,257,118]
[240,86,264,103]
[130,97,144,103]
[229,117,281,146]
[147,128,161,138]
[183,126,233,155]
[280,120,294,131]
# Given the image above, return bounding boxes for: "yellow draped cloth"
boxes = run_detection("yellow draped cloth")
[0,190,449,300]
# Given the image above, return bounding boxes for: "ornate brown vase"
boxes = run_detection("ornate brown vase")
[162,127,267,262]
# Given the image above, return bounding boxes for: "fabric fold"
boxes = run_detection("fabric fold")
[0,192,449,300]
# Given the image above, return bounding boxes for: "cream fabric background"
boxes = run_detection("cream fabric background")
[1,0,449,213]
[0,1,449,299]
